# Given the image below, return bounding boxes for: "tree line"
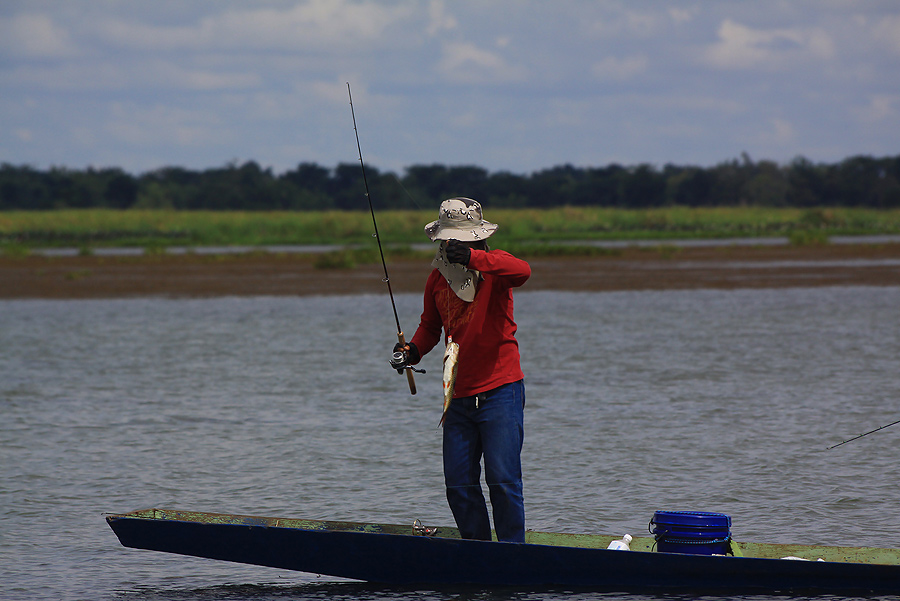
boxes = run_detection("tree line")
[2,153,899,211]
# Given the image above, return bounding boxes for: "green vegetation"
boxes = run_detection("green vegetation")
[0,241,29,258]
[1,207,899,252]
[2,154,899,212]
[313,248,380,269]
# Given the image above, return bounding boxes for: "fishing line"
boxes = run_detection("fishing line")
[347,82,417,395]
[392,173,425,210]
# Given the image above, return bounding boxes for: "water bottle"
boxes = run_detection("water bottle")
[606,534,632,551]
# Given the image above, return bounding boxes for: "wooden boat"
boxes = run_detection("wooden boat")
[106,508,900,594]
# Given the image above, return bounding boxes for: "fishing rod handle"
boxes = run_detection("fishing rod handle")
[397,332,417,395]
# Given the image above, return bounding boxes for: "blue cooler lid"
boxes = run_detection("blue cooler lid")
[652,511,732,529]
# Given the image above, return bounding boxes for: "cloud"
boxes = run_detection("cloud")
[591,55,648,80]
[587,6,689,39]
[105,102,227,147]
[753,117,796,147]
[1,1,897,174]
[872,14,900,55]
[314,79,356,105]
[0,12,77,58]
[95,0,415,52]
[438,41,526,84]
[703,19,835,69]
[853,95,898,124]
[2,60,260,92]
[426,0,458,36]
[668,8,694,26]
[176,69,261,91]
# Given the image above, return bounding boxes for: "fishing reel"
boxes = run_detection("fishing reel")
[390,351,426,375]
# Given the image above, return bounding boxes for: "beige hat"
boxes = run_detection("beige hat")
[424,197,498,242]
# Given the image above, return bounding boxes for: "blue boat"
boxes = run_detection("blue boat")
[106,508,900,594]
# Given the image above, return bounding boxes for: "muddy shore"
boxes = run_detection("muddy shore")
[2,243,899,299]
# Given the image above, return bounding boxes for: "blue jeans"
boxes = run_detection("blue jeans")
[442,380,525,543]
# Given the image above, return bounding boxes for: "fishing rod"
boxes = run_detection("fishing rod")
[828,417,900,450]
[347,82,419,395]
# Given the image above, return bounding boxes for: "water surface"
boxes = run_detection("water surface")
[2,287,899,600]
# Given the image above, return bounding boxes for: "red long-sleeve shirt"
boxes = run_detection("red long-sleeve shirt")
[410,249,531,398]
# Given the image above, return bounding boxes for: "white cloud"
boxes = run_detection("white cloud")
[95,0,415,52]
[438,41,526,84]
[450,111,479,129]
[427,0,458,36]
[1,62,124,91]
[544,99,591,129]
[668,8,694,26]
[1,1,897,174]
[587,7,673,39]
[105,103,227,147]
[591,55,648,80]
[161,64,261,91]
[440,42,504,71]
[215,0,412,48]
[703,19,835,70]
[643,95,746,116]
[853,95,898,124]
[771,118,796,144]
[872,14,900,55]
[0,13,77,58]
[755,118,796,146]
[1,60,260,92]
[314,79,356,105]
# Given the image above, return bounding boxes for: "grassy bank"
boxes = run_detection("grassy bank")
[2,207,900,251]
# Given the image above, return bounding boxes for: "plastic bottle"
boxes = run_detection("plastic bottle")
[606,534,632,551]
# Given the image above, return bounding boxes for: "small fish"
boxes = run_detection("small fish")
[439,337,460,426]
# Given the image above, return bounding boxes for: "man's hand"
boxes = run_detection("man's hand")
[390,341,420,373]
[445,240,471,265]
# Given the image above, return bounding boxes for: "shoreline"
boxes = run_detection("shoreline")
[2,243,899,299]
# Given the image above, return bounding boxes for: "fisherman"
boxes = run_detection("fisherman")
[391,197,531,543]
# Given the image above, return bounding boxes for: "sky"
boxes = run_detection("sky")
[1,0,899,177]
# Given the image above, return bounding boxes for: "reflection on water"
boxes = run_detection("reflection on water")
[1,287,899,600]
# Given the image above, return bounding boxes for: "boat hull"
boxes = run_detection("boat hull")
[106,509,900,594]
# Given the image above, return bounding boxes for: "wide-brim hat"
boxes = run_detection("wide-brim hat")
[424,197,498,242]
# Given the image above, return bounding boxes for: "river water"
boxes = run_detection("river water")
[2,286,899,600]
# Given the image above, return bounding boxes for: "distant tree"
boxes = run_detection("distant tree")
[874,156,900,208]
[529,165,582,207]
[103,169,138,208]
[484,170,530,208]
[0,163,52,209]
[585,165,627,207]
[46,167,96,209]
[821,155,900,208]
[785,156,825,207]
[280,162,334,210]
[137,167,199,209]
[3,154,900,211]
[741,160,788,206]
[403,164,451,202]
[445,165,489,200]
[282,162,330,194]
[666,166,713,207]
[330,162,367,210]
[621,164,666,208]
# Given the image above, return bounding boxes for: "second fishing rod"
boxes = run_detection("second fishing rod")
[347,82,421,395]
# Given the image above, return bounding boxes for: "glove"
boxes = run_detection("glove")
[390,341,420,373]
[445,240,471,265]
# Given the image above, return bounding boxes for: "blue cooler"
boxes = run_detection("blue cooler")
[650,510,732,555]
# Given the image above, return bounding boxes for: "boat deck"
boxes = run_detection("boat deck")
[113,508,900,566]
